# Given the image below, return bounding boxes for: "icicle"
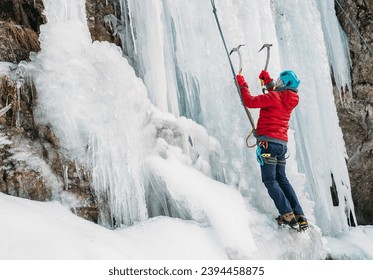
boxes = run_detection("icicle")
[103,14,118,35]
[14,61,28,128]
[63,164,69,190]
[126,0,137,54]
[118,0,137,54]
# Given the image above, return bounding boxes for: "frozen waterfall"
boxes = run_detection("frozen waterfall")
[26,0,356,259]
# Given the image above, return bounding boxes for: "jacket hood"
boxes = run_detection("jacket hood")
[278,89,299,110]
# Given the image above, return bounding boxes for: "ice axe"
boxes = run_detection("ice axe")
[229,44,245,75]
[258,43,272,93]
[229,44,257,147]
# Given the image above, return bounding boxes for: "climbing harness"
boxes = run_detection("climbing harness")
[210,0,257,148]
[256,140,289,166]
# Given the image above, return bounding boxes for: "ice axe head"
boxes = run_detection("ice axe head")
[230,44,245,74]
[258,43,273,53]
[258,43,272,71]
[229,44,245,55]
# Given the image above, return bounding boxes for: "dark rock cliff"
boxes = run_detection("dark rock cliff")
[334,0,373,224]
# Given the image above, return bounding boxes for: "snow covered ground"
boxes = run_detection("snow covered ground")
[0,193,226,260]
[1,192,373,279]
[1,192,373,260]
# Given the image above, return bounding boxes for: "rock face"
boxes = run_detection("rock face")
[86,0,122,45]
[334,0,373,225]
[0,0,44,62]
[0,0,107,223]
[0,0,45,32]
[0,0,47,203]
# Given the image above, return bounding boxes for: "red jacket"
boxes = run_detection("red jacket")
[236,75,299,142]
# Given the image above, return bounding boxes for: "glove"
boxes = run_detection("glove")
[258,70,273,85]
[236,75,248,88]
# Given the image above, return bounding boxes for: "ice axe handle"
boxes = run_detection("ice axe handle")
[258,43,272,70]
[258,43,272,93]
[264,47,271,71]
[262,48,270,93]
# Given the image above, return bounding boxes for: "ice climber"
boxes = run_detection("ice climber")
[236,70,308,230]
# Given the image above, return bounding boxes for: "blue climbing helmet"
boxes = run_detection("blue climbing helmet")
[275,70,300,89]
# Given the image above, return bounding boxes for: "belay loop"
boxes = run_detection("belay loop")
[210,0,257,148]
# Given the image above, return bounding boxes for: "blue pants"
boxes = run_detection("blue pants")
[259,142,304,216]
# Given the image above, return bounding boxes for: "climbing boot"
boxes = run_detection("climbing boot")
[296,215,309,231]
[275,212,299,230]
